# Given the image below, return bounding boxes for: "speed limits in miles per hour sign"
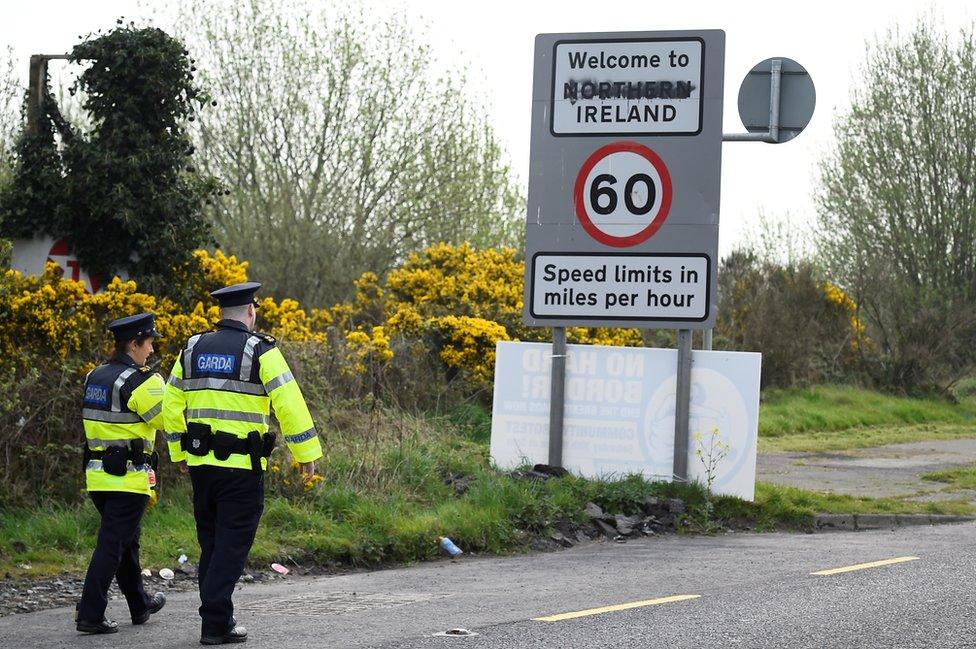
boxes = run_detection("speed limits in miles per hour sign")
[523,30,725,329]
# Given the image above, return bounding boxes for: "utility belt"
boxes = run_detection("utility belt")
[82,439,159,477]
[180,422,276,472]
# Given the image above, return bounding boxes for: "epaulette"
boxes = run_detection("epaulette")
[139,366,151,373]
[260,333,277,345]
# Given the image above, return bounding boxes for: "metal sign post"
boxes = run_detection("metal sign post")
[547,327,567,466]
[524,30,726,469]
[672,329,693,479]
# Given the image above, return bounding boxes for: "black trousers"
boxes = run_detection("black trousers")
[77,491,151,623]
[190,465,264,636]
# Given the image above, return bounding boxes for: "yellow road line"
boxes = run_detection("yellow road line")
[811,556,919,576]
[533,594,700,623]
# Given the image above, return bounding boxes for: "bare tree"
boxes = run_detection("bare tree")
[0,48,21,185]
[173,0,523,306]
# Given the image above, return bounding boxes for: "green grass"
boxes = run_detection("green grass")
[759,422,976,453]
[743,482,975,524]
[3,473,972,578]
[6,388,976,578]
[758,385,976,452]
[922,465,976,491]
[0,474,712,577]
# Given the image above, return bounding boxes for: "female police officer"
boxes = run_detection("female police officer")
[76,313,168,634]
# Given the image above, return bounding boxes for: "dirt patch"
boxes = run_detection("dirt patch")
[758,438,976,501]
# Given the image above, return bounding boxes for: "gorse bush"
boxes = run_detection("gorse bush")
[0,244,642,503]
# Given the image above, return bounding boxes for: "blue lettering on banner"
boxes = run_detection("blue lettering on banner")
[84,384,109,406]
[196,354,236,374]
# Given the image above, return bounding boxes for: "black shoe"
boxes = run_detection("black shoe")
[200,624,247,645]
[77,618,119,634]
[132,592,166,625]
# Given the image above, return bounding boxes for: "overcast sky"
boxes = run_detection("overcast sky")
[3,0,974,254]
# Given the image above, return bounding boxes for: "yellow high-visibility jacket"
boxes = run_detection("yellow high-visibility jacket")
[163,319,322,469]
[82,354,164,494]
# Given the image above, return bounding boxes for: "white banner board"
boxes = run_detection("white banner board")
[490,341,761,500]
[10,236,120,294]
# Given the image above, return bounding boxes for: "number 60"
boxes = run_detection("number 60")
[589,173,656,216]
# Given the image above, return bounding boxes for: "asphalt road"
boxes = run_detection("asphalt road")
[1,523,974,648]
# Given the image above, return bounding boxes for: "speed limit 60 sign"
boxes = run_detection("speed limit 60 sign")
[574,142,672,247]
[524,30,725,329]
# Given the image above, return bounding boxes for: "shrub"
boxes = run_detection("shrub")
[716,250,862,388]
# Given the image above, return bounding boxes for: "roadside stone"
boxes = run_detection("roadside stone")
[641,497,662,515]
[177,561,198,577]
[666,498,686,515]
[549,531,574,548]
[443,474,474,497]
[594,519,618,539]
[531,464,569,478]
[614,514,640,536]
[584,502,604,520]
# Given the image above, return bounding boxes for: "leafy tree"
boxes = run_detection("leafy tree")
[817,18,976,390]
[0,23,220,293]
[173,0,523,306]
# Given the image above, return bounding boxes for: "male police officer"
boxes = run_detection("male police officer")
[77,313,167,634]
[163,282,322,645]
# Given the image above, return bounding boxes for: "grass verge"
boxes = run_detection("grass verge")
[2,476,973,579]
[759,422,976,453]
[6,388,976,579]
[922,465,976,491]
[759,386,976,452]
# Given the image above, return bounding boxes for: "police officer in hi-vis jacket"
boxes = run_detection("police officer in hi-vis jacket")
[76,313,167,634]
[163,282,322,645]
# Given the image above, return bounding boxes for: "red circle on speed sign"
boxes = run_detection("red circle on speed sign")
[573,141,673,247]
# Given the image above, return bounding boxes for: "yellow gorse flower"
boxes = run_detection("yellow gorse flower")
[1,245,647,386]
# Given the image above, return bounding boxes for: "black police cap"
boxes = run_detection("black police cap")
[210,281,262,307]
[107,313,162,342]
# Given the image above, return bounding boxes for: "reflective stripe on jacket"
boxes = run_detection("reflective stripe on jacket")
[83,354,164,495]
[163,319,323,470]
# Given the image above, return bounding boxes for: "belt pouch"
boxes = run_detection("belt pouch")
[184,422,212,457]
[211,432,237,462]
[129,438,146,467]
[246,431,263,472]
[261,432,277,458]
[102,446,129,476]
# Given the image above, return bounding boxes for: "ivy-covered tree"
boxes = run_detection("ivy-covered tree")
[0,21,220,293]
[0,84,65,240]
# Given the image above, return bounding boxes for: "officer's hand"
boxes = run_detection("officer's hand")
[299,462,315,482]
[177,461,189,474]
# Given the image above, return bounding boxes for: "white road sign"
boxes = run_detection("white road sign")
[552,38,705,136]
[529,253,709,322]
[524,30,724,329]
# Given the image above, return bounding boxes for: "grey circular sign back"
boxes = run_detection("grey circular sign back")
[737,57,815,144]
